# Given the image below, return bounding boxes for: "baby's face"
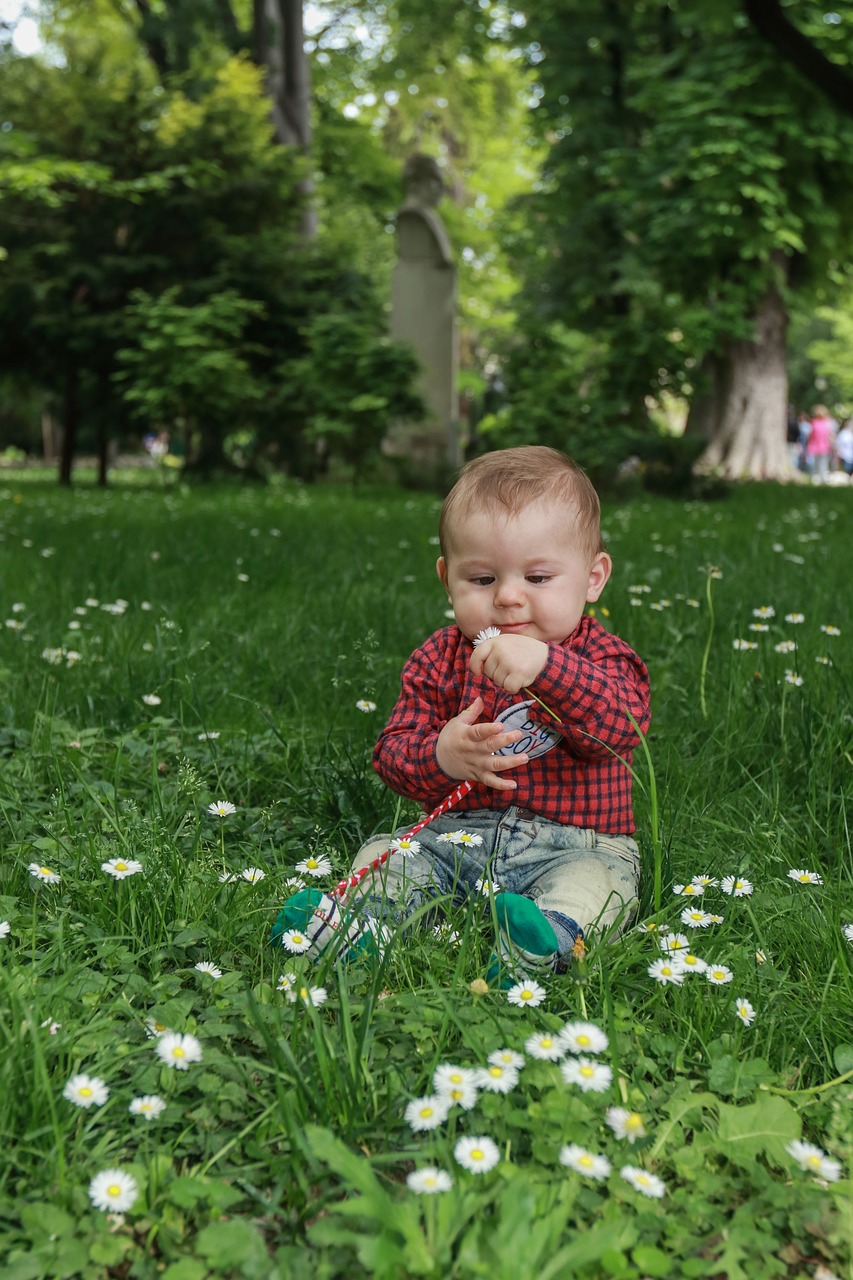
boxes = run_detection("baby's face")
[437,500,611,646]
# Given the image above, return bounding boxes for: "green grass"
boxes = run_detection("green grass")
[0,475,851,1279]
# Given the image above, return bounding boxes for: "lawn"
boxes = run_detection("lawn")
[0,473,851,1280]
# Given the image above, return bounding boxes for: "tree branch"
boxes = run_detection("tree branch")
[743,0,853,118]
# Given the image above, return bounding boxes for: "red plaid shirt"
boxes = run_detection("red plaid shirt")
[374,616,650,835]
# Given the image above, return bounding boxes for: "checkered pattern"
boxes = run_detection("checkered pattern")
[373,617,650,835]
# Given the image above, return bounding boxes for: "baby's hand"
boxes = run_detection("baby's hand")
[436,696,529,791]
[469,634,549,695]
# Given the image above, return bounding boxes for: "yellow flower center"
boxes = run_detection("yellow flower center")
[637,1175,650,1187]
[626,1113,643,1131]
[577,1034,590,1046]
[489,1067,502,1078]
[580,1066,594,1077]
[713,971,724,980]
[107,1184,121,1197]
[306,858,318,869]
[40,867,51,876]
[115,862,128,871]
[579,1155,592,1167]
[520,989,533,1000]
[292,934,304,944]
[471,1149,484,1161]
[173,1047,185,1058]
[420,1107,434,1118]
[683,885,696,895]
[807,1155,820,1168]
[80,1087,92,1097]
[541,1038,554,1049]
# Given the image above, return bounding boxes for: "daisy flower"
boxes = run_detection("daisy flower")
[217,872,238,883]
[820,625,841,637]
[733,639,758,651]
[197,731,220,740]
[473,627,502,646]
[753,606,775,619]
[88,1170,138,1213]
[433,1063,477,1094]
[474,1063,519,1094]
[784,613,805,624]
[691,875,718,889]
[506,979,547,1008]
[734,997,756,1026]
[280,929,312,954]
[815,656,832,666]
[559,1145,611,1180]
[721,875,753,897]
[680,908,714,928]
[194,961,222,979]
[101,858,143,879]
[647,957,686,985]
[241,867,266,883]
[784,671,804,686]
[0,921,10,939]
[289,985,328,1008]
[41,1019,61,1034]
[673,883,703,897]
[441,1081,478,1109]
[680,953,707,974]
[706,913,724,924]
[749,623,769,633]
[281,876,306,892]
[454,1135,500,1174]
[390,837,421,859]
[474,878,502,896]
[407,1167,453,1194]
[452,831,483,847]
[155,1032,203,1069]
[63,1073,109,1108]
[785,1140,842,1182]
[277,972,297,993]
[558,1021,609,1055]
[774,640,796,654]
[787,869,822,885]
[355,699,377,712]
[525,1032,564,1062]
[706,964,733,986]
[636,921,658,934]
[659,932,690,954]
[295,855,332,878]
[144,1019,169,1039]
[405,1095,451,1132]
[28,863,60,884]
[207,800,236,817]
[605,1107,647,1143]
[142,694,161,706]
[620,1166,666,1199]
[488,1048,525,1071]
[129,1095,166,1121]
[560,1058,613,1093]
[842,924,853,943]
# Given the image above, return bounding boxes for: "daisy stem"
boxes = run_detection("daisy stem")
[698,570,715,720]
[522,687,561,724]
[622,708,662,914]
[760,1066,853,1097]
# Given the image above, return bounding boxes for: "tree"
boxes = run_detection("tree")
[506,0,853,479]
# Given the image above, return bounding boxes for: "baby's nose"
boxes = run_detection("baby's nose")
[494,577,524,606]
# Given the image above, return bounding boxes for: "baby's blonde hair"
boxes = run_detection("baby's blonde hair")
[439,446,604,560]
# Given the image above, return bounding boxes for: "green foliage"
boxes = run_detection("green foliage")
[277,312,424,483]
[116,287,266,465]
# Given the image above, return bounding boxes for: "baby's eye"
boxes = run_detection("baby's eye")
[526,575,551,584]
[471,576,495,586]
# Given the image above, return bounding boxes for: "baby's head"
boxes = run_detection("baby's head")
[437,446,611,646]
[439,446,605,562]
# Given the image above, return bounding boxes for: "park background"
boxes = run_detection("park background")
[1,4,853,1280]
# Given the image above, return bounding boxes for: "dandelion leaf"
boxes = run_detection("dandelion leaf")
[833,1043,853,1075]
[715,1094,799,1170]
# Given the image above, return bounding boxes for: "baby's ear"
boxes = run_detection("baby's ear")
[436,556,450,595]
[586,552,612,602]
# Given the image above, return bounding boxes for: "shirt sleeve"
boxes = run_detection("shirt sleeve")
[531,630,651,762]
[373,633,462,805]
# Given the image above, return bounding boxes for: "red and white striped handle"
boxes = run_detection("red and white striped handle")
[330,779,474,900]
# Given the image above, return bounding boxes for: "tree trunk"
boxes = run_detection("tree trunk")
[684,354,721,441]
[59,361,79,487]
[254,0,316,237]
[694,279,794,480]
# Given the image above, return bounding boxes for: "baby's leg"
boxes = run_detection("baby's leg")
[531,833,640,951]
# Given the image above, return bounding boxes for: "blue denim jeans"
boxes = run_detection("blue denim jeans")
[350,807,640,940]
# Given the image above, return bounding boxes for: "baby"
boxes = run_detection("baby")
[273,445,651,979]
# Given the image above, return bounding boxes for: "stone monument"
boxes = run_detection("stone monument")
[385,154,460,472]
